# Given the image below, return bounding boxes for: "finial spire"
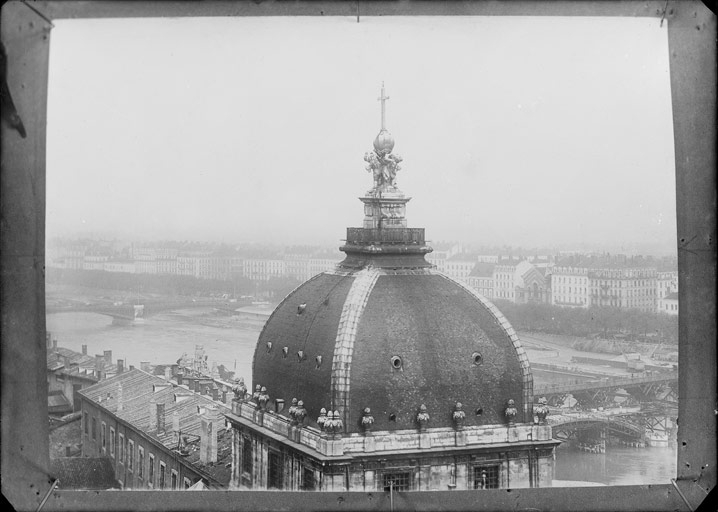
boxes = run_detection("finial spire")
[378,81,389,131]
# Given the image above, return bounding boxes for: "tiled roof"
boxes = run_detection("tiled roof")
[47,347,96,371]
[78,369,233,487]
[51,457,119,490]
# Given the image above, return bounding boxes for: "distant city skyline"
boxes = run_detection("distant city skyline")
[47,16,676,255]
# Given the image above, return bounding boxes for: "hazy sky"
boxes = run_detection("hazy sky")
[47,16,676,254]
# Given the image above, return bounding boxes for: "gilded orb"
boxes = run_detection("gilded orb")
[373,129,395,154]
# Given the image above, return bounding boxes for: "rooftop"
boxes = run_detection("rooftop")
[78,368,233,487]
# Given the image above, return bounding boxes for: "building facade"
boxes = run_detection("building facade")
[78,368,234,490]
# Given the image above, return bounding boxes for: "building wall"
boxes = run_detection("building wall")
[79,398,204,490]
[550,267,590,308]
[230,422,554,491]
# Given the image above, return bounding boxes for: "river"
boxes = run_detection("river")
[46,310,677,487]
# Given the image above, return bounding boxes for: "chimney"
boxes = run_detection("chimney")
[176,372,183,386]
[53,338,58,350]
[117,359,124,375]
[82,344,87,355]
[117,383,123,412]
[62,355,71,370]
[95,355,105,379]
[104,350,112,367]
[46,332,52,350]
[65,446,71,457]
[129,365,135,371]
[156,403,166,435]
[210,387,219,402]
[164,366,172,380]
[172,411,180,445]
[149,399,157,432]
[199,407,219,464]
[140,361,150,372]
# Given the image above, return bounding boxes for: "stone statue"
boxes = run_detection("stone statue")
[332,410,343,436]
[535,397,550,425]
[365,149,403,189]
[361,407,375,433]
[232,377,247,401]
[252,384,261,403]
[317,408,328,431]
[294,400,307,426]
[505,399,517,425]
[416,404,430,431]
[452,402,466,430]
[258,386,270,411]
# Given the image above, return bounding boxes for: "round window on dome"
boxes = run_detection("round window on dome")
[390,356,403,369]
[472,352,483,366]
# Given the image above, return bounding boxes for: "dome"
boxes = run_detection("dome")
[252,264,532,433]
[372,129,395,154]
[251,83,531,435]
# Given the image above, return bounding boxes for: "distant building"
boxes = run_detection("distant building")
[466,262,495,298]
[655,271,678,312]
[493,259,549,304]
[78,368,234,490]
[46,337,100,415]
[588,266,656,312]
[550,266,590,308]
[659,292,679,316]
[103,259,136,274]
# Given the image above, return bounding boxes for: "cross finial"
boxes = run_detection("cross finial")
[377,82,390,131]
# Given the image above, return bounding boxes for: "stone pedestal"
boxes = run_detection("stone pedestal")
[360,190,410,230]
[455,430,467,447]
[363,435,376,453]
[419,431,432,449]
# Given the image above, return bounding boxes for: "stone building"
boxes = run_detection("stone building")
[78,368,233,490]
[226,86,559,492]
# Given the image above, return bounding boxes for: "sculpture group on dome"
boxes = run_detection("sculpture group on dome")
[364,82,404,192]
[365,148,403,189]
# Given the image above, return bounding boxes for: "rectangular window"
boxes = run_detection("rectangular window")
[171,470,178,490]
[473,465,500,489]
[101,421,106,453]
[118,433,124,464]
[301,467,315,491]
[109,427,115,457]
[128,440,134,472]
[83,411,89,436]
[138,447,144,479]
[159,462,166,489]
[242,436,253,475]
[148,453,155,487]
[91,417,97,441]
[267,451,283,489]
[382,471,411,491]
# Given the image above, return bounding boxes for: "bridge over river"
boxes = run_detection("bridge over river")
[46,299,231,323]
[534,371,678,398]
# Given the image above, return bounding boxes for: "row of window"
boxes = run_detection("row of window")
[240,433,499,491]
[84,410,192,490]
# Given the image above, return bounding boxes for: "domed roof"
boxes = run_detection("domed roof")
[252,265,531,433]
[251,84,532,434]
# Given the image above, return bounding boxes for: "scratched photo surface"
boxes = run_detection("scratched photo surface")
[45,15,678,490]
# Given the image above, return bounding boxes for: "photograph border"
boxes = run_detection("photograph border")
[1,1,715,510]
